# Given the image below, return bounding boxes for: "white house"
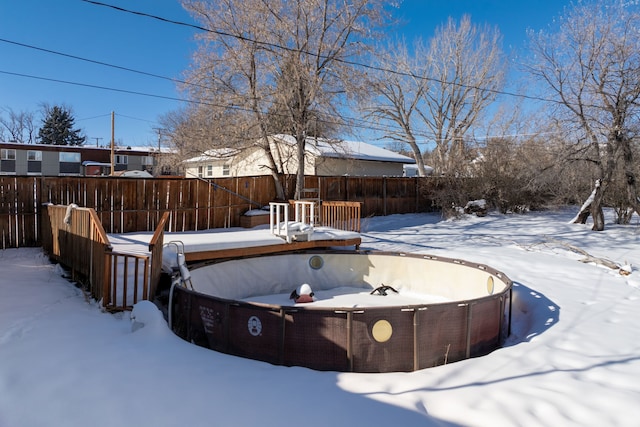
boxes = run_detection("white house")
[184,135,416,178]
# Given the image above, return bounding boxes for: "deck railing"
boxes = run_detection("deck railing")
[148,211,170,299]
[104,251,150,310]
[41,204,111,288]
[321,201,361,232]
[41,205,169,311]
[41,201,357,310]
[282,199,361,234]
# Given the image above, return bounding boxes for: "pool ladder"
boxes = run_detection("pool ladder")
[164,241,193,289]
[165,241,192,330]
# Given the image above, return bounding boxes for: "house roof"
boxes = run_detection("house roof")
[114,170,154,178]
[272,134,416,164]
[183,147,241,163]
[0,141,164,155]
[183,135,416,165]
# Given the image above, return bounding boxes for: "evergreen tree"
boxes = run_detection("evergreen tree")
[38,106,85,146]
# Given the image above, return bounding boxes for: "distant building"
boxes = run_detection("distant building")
[184,135,416,178]
[0,141,163,176]
[402,164,434,177]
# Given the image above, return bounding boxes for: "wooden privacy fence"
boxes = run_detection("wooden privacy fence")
[1,175,441,249]
[41,204,169,311]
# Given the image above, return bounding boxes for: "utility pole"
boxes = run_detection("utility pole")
[156,129,161,177]
[110,111,115,176]
[93,137,103,147]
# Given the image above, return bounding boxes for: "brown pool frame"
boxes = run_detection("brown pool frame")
[169,250,512,373]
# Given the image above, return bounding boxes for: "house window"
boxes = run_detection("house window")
[59,152,81,162]
[59,152,81,174]
[222,164,230,176]
[1,148,16,173]
[27,150,42,161]
[1,149,16,160]
[115,155,128,165]
[27,150,42,174]
[206,165,213,177]
[141,156,154,166]
[197,166,203,178]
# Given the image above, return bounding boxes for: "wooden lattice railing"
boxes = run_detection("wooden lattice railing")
[41,205,169,311]
[41,201,359,309]
[148,211,170,299]
[321,201,361,232]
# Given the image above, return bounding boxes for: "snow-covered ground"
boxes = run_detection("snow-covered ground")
[1,208,639,427]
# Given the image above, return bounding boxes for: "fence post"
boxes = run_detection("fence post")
[415,176,419,212]
[383,176,387,217]
[344,176,349,202]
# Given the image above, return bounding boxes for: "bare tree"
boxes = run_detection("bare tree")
[525,0,640,230]
[364,38,430,176]
[426,16,506,174]
[181,0,391,200]
[0,108,36,144]
[364,16,506,176]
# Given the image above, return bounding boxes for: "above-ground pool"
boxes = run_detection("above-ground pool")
[169,250,512,373]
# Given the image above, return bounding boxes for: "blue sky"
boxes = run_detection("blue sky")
[0,0,570,148]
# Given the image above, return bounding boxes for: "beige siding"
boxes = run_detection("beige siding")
[315,157,405,176]
[233,148,278,176]
[185,159,229,178]
[184,143,408,178]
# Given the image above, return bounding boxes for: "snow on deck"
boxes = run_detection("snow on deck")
[108,226,360,256]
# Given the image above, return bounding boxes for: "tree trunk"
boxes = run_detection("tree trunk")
[591,191,605,231]
[294,133,306,200]
[622,138,640,221]
[271,170,286,201]
[258,140,286,200]
[574,210,590,224]
[625,170,640,220]
[260,144,286,200]
[572,179,605,231]
[405,134,428,176]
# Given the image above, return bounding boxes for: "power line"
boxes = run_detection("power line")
[80,0,562,106]
[73,1,569,143]
[0,2,566,145]
[0,35,434,138]
[0,37,221,94]
[0,68,556,145]
[0,36,369,131]
[0,69,191,104]
[77,113,112,122]
[0,69,408,138]
[115,113,158,124]
[0,38,182,85]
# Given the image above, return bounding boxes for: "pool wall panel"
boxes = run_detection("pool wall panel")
[171,251,513,373]
[282,310,349,371]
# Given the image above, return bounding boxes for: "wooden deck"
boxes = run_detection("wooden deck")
[113,200,362,264]
[42,201,361,311]
[111,226,361,263]
[181,235,361,262]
